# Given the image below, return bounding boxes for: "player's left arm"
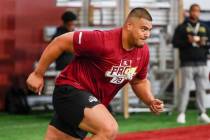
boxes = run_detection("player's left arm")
[130,77,164,114]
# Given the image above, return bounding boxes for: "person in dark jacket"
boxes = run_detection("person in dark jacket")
[53,11,77,70]
[172,3,210,124]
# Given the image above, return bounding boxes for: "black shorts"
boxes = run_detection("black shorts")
[50,85,100,139]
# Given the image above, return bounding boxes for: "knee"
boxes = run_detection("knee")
[45,127,59,140]
[100,122,119,140]
[45,125,76,140]
[45,131,57,140]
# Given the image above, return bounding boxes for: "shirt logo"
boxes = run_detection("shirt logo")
[88,96,98,103]
[78,32,83,45]
[105,60,137,84]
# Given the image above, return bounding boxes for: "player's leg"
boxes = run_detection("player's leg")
[44,85,118,140]
[45,125,79,140]
[45,104,118,140]
[79,104,118,140]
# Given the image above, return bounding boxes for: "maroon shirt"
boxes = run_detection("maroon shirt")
[56,28,149,106]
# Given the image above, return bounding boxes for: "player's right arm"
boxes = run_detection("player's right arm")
[26,32,75,94]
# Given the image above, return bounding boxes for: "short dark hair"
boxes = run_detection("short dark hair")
[189,3,200,12]
[127,7,152,21]
[61,11,77,23]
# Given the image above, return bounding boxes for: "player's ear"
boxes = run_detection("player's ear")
[126,22,133,31]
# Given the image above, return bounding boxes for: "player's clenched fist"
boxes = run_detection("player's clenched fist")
[149,99,164,115]
[26,72,44,95]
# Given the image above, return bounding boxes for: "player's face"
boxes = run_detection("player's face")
[189,6,200,21]
[129,18,152,47]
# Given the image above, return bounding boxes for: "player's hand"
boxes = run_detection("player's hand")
[149,99,164,115]
[26,71,44,95]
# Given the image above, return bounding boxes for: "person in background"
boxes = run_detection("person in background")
[172,3,210,124]
[53,11,77,70]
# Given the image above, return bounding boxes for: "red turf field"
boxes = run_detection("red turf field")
[116,124,210,140]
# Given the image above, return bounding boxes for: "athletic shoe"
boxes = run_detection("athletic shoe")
[198,113,210,123]
[177,113,186,124]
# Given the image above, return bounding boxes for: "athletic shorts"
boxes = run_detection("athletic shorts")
[50,85,100,139]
